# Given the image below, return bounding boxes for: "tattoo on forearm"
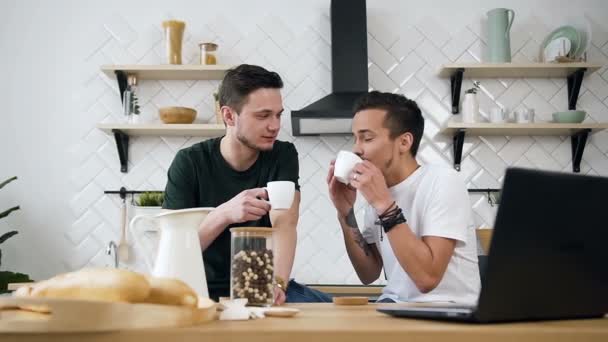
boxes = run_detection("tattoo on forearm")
[346,208,371,256]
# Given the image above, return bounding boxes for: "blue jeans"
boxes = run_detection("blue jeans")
[285,280,332,303]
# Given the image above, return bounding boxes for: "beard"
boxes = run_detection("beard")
[236,130,273,151]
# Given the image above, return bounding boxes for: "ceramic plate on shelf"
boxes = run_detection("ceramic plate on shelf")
[540,25,581,61]
[573,17,592,58]
[543,37,571,62]
[560,15,593,59]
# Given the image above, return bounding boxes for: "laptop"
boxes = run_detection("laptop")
[377,168,608,323]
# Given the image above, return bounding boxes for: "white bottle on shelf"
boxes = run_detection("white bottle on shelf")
[123,75,140,124]
[461,92,479,123]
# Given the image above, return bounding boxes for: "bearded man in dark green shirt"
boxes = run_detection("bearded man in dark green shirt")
[163,64,330,304]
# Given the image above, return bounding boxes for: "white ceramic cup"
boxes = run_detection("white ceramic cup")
[334,150,362,184]
[490,107,508,123]
[515,108,534,123]
[265,181,295,210]
[527,108,535,123]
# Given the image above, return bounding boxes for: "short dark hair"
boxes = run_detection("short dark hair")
[218,64,283,113]
[353,91,424,157]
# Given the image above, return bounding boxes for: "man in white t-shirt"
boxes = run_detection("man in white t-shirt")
[327,91,480,304]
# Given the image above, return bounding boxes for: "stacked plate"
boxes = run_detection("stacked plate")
[541,19,592,62]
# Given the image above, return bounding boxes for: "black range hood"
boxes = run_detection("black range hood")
[291,0,368,136]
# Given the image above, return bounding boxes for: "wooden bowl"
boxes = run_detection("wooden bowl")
[159,107,197,124]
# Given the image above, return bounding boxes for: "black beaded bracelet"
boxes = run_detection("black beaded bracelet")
[375,205,407,234]
[381,212,406,233]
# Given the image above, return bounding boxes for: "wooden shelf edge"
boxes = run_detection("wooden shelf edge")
[445,122,608,129]
[438,63,603,78]
[96,123,226,137]
[441,122,608,136]
[441,62,602,69]
[100,64,234,80]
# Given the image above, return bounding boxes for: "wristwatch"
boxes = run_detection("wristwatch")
[275,275,288,292]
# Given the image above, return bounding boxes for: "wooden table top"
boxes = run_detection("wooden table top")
[3,303,608,342]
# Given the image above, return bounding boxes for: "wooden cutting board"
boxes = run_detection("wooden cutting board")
[0,297,216,333]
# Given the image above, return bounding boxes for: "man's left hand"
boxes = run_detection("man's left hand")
[350,161,393,214]
[273,285,286,305]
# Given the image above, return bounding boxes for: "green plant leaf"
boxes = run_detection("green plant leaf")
[0,206,19,220]
[0,231,17,245]
[136,192,164,206]
[0,177,17,190]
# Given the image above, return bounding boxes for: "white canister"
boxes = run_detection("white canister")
[490,107,508,123]
[461,93,479,123]
[514,108,535,123]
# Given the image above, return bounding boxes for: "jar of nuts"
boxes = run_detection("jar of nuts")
[199,42,218,65]
[230,227,275,306]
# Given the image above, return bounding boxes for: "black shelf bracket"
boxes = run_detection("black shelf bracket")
[112,129,129,173]
[567,68,586,110]
[450,128,592,174]
[115,70,128,104]
[450,68,465,114]
[449,67,588,114]
[571,129,590,173]
[453,129,466,171]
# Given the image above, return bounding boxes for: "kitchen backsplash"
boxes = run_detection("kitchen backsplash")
[3,0,608,284]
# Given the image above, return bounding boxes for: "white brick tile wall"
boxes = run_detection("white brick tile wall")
[389,27,424,61]
[583,143,608,175]
[368,14,400,50]
[497,79,532,111]
[399,76,426,100]
[388,52,425,86]
[369,63,398,92]
[471,144,508,179]
[525,145,563,171]
[415,17,450,49]
[59,4,608,286]
[417,65,450,100]
[523,91,558,122]
[579,91,608,122]
[368,34,398,73]
[584,73,608,101]
[442,28,477,62]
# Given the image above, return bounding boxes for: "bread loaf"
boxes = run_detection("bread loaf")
[14,268,150,303]
[11,268,210,308]
[144,276,198,307]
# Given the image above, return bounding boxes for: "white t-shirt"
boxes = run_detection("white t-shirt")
[362,164,480,305]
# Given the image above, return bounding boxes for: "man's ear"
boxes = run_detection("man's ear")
[222,106,236,126]
[399,132,414,155]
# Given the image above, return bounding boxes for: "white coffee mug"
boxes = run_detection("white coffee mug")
[515,108,534,123]
[265,181,295,210]
[527,108,535,123]
[490,107,507,123]
[334,150,362,184]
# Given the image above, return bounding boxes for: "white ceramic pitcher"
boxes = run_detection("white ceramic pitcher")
[129,207,213,298]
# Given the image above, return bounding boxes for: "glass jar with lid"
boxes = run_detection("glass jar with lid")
[230,227,274,306]
[199,42,218,65]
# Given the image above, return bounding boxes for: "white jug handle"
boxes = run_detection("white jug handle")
[129,214,158,271]
[506,9,515,39]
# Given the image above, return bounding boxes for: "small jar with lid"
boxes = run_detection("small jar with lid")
[199,42,218,65]
[230,227,274,306]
